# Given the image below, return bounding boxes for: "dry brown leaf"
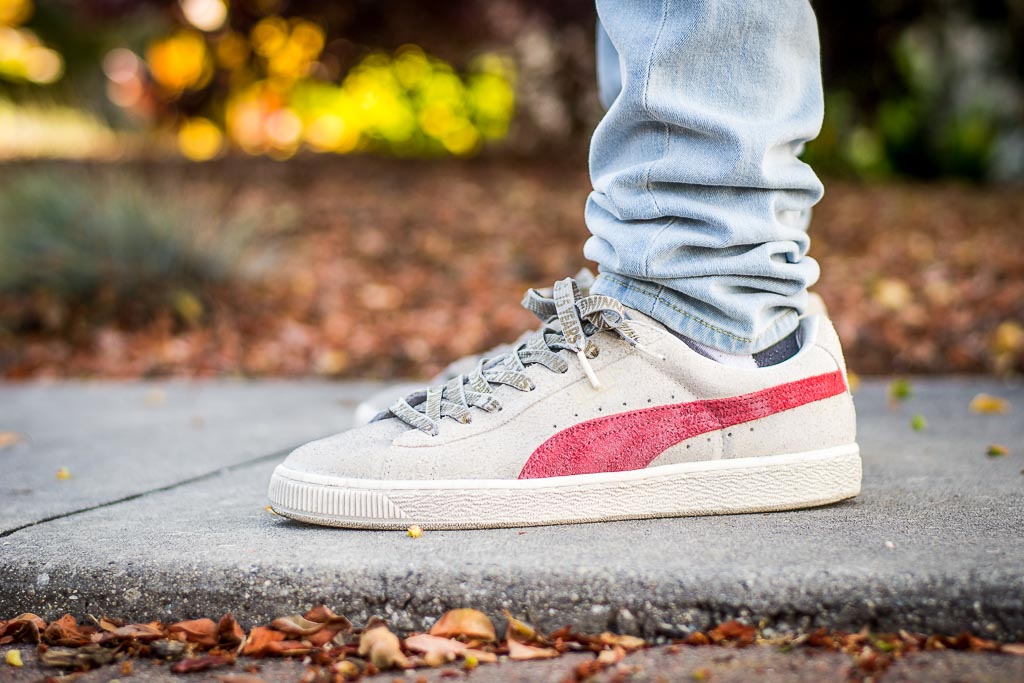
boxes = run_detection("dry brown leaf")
[169,618,219,648]
[39,644,114,669]
[270,614,324,637]
[507,639,560,661]
[358,618,409,670]
[598,632,646,652]
[404,633,469,656]
[42,614,92,647]
[0,613,46,644]
[113,622,165,642]
[218,613,246,646]
[303,605,352,630]
[429,609,496,642]
[267,640,313,656]
[502,610,538,642]
[241,626,286,657]
[709,621,757,646]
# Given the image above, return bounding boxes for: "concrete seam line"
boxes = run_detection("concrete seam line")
[0,440,313,538]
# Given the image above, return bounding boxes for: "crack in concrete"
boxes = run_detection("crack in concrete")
[0,442,303,538]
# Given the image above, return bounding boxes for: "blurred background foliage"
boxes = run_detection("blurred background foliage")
[0,0,1020,180]
[1,0,1022,380]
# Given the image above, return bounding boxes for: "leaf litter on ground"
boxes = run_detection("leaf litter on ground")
[2,608,1023,681]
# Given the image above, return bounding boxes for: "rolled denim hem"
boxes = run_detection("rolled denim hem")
[591,273,800,355]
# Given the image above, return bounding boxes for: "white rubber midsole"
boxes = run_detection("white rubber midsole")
[268,443,861,530]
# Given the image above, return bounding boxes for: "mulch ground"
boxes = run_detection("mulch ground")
[2,157,1022,379]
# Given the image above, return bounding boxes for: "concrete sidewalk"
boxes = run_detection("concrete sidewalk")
[1,378,1022,640]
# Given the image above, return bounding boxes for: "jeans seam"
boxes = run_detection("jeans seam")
[603,274,756,344]
[641,0,671,216]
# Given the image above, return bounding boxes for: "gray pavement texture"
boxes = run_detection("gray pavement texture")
[1,378,1023,645]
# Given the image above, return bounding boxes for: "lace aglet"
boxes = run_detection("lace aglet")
[576,349,601,390]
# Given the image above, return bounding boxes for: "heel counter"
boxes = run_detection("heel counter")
[812,315,850,389]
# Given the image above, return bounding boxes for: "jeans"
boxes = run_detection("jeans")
[586,0,824,354]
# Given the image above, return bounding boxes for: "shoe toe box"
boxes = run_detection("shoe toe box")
[280,418,408,480]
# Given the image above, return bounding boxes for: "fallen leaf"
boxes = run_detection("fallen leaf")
[910,414,927,432]
[507,639,560,660]
[152,639,187,659]
[404,633,468,656]
[171,654,233,673]
[1003,643,1024,656]
[39,644,115,669]
[301,605,352,647]
[169,618,219,648]
[0,432,22,449]
[241,626,286,657]
[692,666,712,681]
[218,613,246,646]
[502,610,537,642]
[55,467,71,480]
[684,632,711,646]
[887,379,912,404]
[969,393,1010,414]
[270,614,324,637]
[358,618,409,670]
[5,650,22,667]
[708,621,756,646]
[303,605,352,630]
[872,278,912,311]
[987,444,1009,457]
[42,614,92,646]
[429,609,496,642]
[407,525,423,538]
[992,321,1024,354]
[597,645,626,664]
[599,632,646,651]
[113,622,166,642]
[266,640,312,656]
[0,613,46,643]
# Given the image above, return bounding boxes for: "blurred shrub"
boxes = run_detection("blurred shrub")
[0,171,263,329]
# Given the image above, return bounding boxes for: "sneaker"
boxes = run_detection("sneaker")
[269,276,860,529]
[352,269,597,424]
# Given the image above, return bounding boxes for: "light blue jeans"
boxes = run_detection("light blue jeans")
[586,0,824,354]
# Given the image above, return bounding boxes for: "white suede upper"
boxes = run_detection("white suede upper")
[281,311,856,481]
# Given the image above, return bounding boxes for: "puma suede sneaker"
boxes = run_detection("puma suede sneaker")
[269,277,860,529]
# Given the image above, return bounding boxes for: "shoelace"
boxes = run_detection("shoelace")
[387,276,647,436]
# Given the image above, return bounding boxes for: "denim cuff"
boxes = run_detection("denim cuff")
[590,272,800,355]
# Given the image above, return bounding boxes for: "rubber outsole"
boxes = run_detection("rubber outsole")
[267,443,862,530]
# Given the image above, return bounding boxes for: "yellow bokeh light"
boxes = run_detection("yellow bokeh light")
[177,117,223,160]
[147,30,211,93]
[0,0,32,27]
[215,31,249,70]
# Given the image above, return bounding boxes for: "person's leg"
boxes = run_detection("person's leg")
[595,19,622,111]
[586,0,824,355]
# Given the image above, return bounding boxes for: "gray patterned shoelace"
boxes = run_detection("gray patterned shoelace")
[387,276,645,436]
